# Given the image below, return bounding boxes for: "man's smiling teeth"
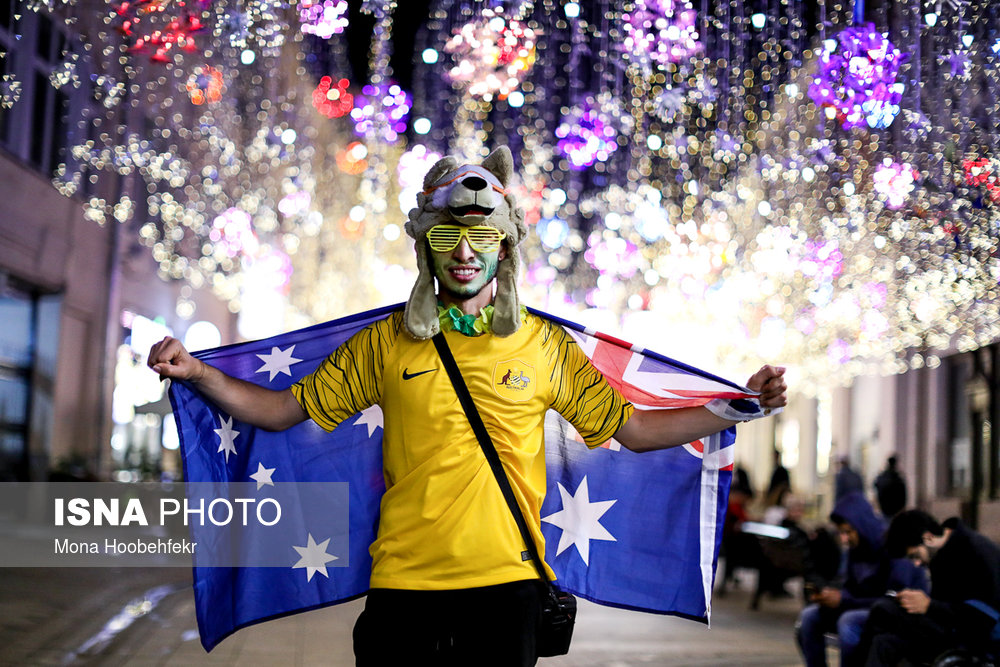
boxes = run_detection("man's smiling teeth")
[451,267,479,276]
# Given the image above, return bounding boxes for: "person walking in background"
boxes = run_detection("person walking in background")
[857,510,1000,666]
[795,492,928,667]
[835,456,864,503]
[873,455,907,518]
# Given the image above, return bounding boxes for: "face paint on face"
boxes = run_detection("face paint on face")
[429,236,503,300]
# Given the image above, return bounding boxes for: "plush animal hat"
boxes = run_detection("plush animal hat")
[403,146,527,340]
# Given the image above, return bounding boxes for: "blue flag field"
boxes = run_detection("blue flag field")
[168,304,767,651]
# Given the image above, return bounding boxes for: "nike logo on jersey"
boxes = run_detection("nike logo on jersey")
[402,367,437,380]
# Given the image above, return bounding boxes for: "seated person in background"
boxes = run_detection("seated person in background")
[754,494,808,607]
[796,492,928,667]
[719,468,760,593]
[857,510,1000,667]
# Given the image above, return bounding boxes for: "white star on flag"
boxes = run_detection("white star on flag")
[249,462,275,490]
[292,533,338,582]
[541,476,617,566]
[255,345,303,382]
[214,415,239,463]
[354,404,383,438]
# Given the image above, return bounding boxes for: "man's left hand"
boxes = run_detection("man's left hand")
[746,365,787,409]
[816,587,842,608]
[898,589,930,615]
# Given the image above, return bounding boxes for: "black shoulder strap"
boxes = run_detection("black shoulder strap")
[431,332,553,586]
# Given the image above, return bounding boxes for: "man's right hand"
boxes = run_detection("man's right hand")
[147,335,308,432]
[148,336,206,383]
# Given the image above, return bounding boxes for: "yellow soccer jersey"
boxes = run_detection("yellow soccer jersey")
[291,311,634,590]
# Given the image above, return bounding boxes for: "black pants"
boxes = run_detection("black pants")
[353,580,543,667]
[855,598,954,667]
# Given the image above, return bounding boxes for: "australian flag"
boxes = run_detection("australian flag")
[168,304,768,651]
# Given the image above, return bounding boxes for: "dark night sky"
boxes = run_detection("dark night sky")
[343,0,434,92]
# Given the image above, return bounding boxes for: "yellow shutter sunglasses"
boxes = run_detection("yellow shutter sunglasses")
[426,225,507,253]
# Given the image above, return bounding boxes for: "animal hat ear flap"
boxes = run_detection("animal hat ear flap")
[403,242,440,340]
[491,192,527,337]
[491,250,521,337]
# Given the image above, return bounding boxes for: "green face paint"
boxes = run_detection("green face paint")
[429,240,501,300]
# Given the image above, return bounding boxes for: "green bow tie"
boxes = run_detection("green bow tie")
[438,305,493,336]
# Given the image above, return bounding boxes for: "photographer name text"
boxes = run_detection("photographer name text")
[55,537,197,555]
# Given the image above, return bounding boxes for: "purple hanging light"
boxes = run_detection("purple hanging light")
[622,0,702,68]
[349,81,412,142]
[555,102,619,170]
[808,23,907,131]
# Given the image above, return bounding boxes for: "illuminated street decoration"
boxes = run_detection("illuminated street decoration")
[312,76,354,118]
[809,24,906,131]
[444,7,538,100]
[622,0,702,69]
[349,82,411,142]
[873,161,917,210]
[397,144,442,214]
[212,208,259,258]
[30,0,995,386]
[186,65,225,105]
[113,0,209,64]
[1,73,20,108]
[555,99,620,169]
[298,0,349,38]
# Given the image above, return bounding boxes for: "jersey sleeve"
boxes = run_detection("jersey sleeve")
[541,319,634,448]
[290,314,399,432]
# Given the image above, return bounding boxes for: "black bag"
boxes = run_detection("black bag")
[537,586,577,657]
[433,332,576,657]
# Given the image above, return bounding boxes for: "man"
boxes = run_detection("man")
[766,448,791,503]
[858,510,1000,666]
[148,147,787,665]
[873,455,907,518]
[795,492,927,667]
[835,456,864,503]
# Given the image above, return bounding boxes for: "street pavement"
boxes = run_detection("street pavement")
[1,566,806,666]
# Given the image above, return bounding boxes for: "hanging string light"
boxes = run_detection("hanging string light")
[21,0,994,385]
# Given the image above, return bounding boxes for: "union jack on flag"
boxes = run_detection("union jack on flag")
[169,304,767,650]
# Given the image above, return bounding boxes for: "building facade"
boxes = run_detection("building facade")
[0,5,236,481]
